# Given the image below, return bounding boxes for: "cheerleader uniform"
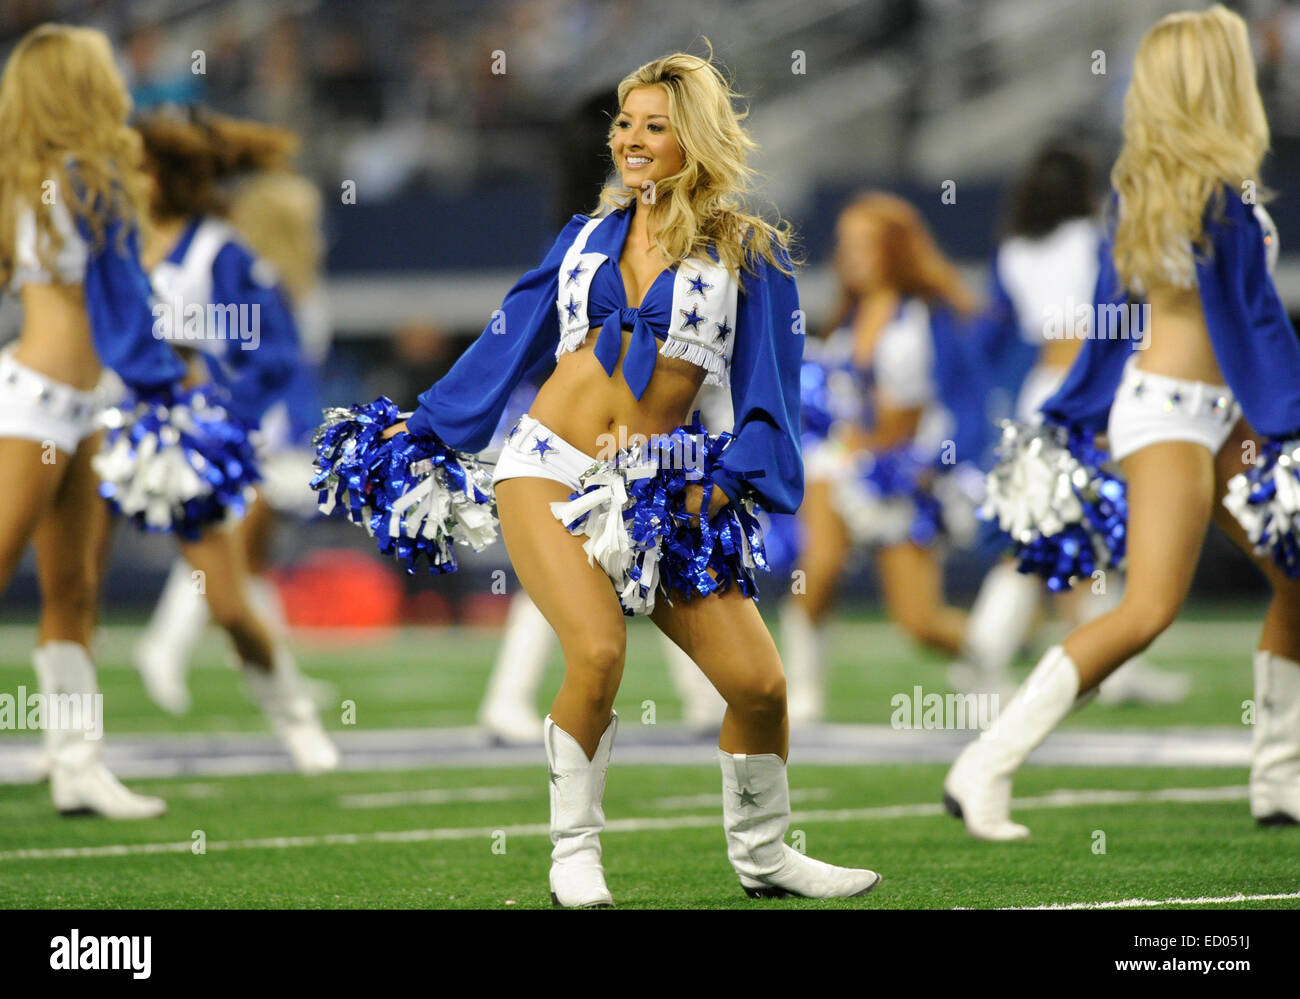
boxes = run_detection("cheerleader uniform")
[130,215,336,774]
[946,189,1300,838]
[961,217,1186,703]
[399,206,879,904]
[4,196,187,818]
[406,205,803,606]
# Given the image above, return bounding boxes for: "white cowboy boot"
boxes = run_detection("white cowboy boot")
[719,749,880,899]
[242,649,340,775]
[781,600,828,725]
[545,712,617,908]
[39,642,167,820]
[134,559,208,715]
[961,561,1041,685]
[943,644,1081,841]
[1250,650,1300,825]
[478,593,551,744]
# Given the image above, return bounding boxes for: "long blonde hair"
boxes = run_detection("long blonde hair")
[1111,4,1269,294]
[228,171,323,304]
[0,23,146,286]
[595,44,794,285]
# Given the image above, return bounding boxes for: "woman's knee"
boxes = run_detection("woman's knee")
[562,631,625,697]
[725,666,787,720]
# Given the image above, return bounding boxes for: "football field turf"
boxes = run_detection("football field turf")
[1,608,1296,910]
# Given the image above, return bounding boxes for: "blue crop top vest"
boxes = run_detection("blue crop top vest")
[151,215,300,426]
[1042,188,1300,440]
[406,206,806,514]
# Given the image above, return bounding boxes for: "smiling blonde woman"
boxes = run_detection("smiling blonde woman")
[371,49,882,906]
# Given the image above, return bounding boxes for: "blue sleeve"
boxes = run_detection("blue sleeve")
[711,252,805,515]
[78,215,187,391]
[405,214,589,450]
[1040,226,1137,433]
[1198,192,1300,438]
[208,242,300,425]
[968,252,1036,397]
[929,305,990,465]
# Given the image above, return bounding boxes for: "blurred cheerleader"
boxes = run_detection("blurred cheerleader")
[947,5,1300,839]
[133,128,335,734]
[366,50,880,904]
[121,107,336,772]
[782,192,986,724]
[960,142,1189,705]
[0,25,184,817]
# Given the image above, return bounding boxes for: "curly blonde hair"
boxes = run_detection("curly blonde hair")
[595,43,795,287]
[0,24,146,286]
[1110,4,1269,294]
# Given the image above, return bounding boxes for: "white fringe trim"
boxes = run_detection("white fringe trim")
[659,335,727,389]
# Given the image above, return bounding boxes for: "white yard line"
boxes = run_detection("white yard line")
[339,786,536,808]
[1005,891,1300,910]
[0,785,1249,862]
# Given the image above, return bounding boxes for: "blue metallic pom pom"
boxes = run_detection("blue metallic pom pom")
[93,382,261,541]
[1224,436,1300,578]
[551,410,767,616]
[310,397,498,574]
[979,418,1128,592]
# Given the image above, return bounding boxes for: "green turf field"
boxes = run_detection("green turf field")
[1,608,1296,909]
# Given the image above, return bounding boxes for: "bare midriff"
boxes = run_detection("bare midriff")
[1136,283,1226,386]
[11,282,101,391]
[529,326,707,458]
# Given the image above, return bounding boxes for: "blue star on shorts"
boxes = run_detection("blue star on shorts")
[531,436,556,460]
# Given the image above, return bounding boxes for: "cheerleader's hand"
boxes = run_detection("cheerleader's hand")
[381,421,408,440]
[683,481,731,525]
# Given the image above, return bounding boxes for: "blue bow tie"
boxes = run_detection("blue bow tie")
[582,207,675,400]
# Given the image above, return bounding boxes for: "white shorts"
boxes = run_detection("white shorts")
[0,348,101,455]
[491,413,599,493]
[1107,356,1241,463]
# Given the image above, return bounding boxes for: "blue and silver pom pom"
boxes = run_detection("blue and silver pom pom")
[1223,437,1300,578]
[94,383,260,540]
[310,397,497,573]
[979,418,1127,591]
[549,412,767,616]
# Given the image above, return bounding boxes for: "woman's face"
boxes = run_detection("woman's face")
[834,210,885,295]
[611,85,685,198]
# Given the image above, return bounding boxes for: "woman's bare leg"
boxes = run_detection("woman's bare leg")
[495,475,628,759]
[652,583,788,757]
[798,479,850,622]
[179,527,276,669]
[1063,439,1216,692]
[31,434,103,647]
[877,541,966,655]
[0,438,64,596]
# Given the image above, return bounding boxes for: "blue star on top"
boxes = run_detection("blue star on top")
[531,436,556,460]
[564,262,587,286]
[713,318,732,342]
[564,295,582,321]
[686,272,712,297]
[679,305,706,333]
